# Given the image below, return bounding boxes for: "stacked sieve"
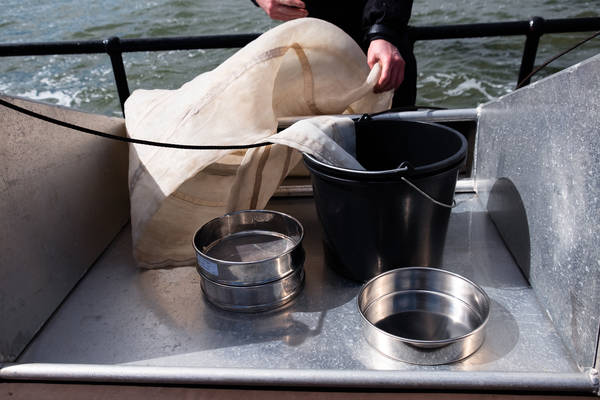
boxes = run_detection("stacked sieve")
[193,210,305,312]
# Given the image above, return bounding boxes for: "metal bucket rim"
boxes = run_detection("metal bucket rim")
[303,120,468,180]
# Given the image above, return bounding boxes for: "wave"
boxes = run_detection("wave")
[417,72,513,107]
[14,89,81,108]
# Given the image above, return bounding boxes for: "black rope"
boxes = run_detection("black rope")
[0,98,272,150]
[516,30,600,89]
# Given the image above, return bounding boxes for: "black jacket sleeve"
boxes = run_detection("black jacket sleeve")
[362,0,413,45]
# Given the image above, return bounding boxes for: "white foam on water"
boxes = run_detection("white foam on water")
[420,75,442,86]
[445,78,494,100]
[15,89,81,108]
[419,72,457,89]
[444,76,512,101]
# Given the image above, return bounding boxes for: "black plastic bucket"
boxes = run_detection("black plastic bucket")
[303,118,467,282]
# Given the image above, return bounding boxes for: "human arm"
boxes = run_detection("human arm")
[253,0,308,21]
[362,0,414,92]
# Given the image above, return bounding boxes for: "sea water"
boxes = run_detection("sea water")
[1,0,598,116]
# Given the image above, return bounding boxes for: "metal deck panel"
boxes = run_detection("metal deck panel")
[15,194,577,376]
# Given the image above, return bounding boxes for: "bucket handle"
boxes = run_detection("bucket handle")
[400,177,456,209]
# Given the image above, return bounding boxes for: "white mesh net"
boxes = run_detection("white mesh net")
[125,18,391,268]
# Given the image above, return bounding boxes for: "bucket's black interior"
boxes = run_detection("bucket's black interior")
[302,118,467,181]
[302,118,467,281]
[355,118,467,176]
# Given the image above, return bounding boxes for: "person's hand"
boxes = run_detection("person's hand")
[255,0,308,21]
[367,39,405,93]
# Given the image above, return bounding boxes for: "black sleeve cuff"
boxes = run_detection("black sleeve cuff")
[364,24,403,45]
[250,0,259,6]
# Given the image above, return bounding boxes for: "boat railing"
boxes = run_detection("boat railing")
[0,16,599,113]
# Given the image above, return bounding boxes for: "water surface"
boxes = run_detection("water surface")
[1,0,598,116]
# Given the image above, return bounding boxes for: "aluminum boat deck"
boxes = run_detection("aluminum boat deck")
[13,194,579,380]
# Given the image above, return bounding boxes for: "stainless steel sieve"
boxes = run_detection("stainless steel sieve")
[199,266,304,312]
[358,267,490,365]
[193,210,304,286]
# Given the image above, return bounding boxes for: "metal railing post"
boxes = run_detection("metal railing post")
[517,16,545,88]
[103,36,130,114]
